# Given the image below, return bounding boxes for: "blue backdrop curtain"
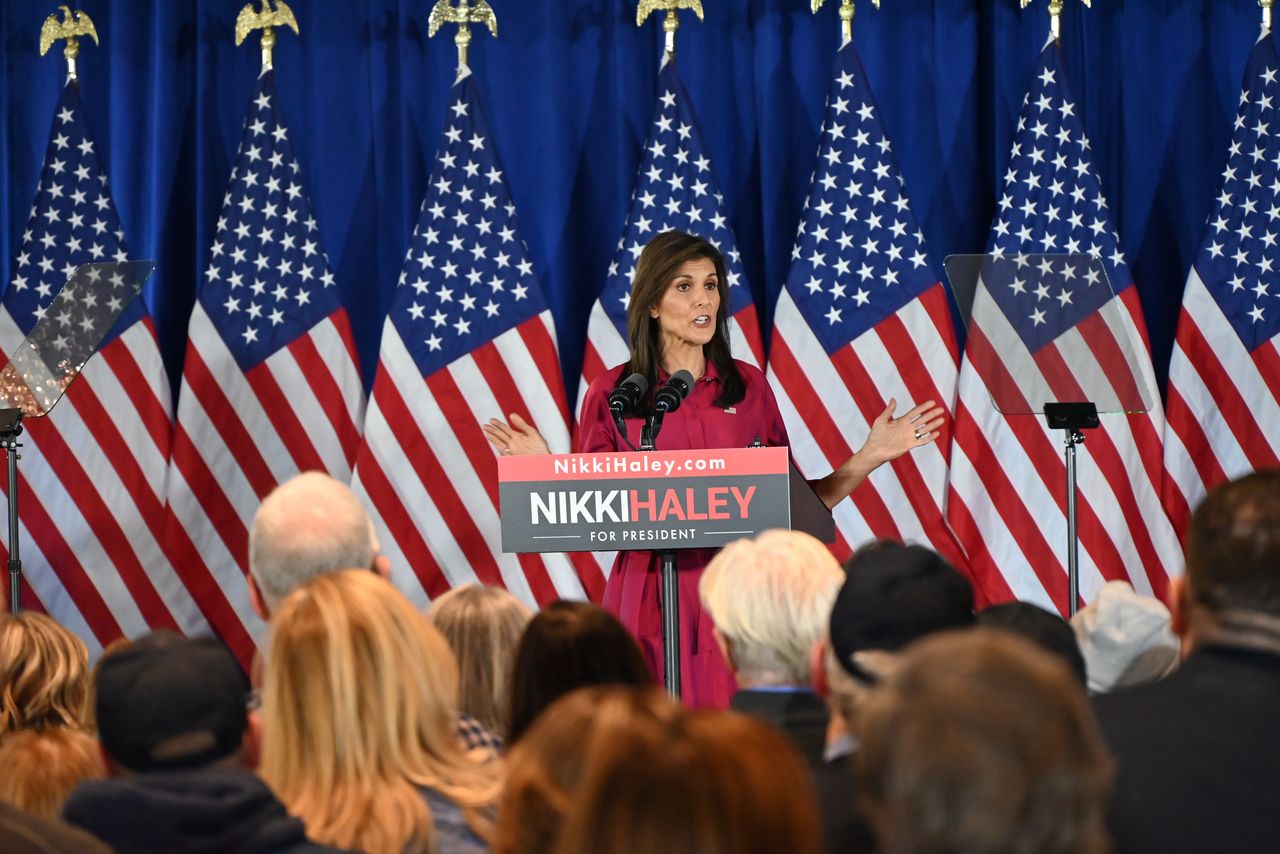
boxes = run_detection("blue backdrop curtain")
[0,0,1263,401]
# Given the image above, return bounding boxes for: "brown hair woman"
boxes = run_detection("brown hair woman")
[482,231,943,707]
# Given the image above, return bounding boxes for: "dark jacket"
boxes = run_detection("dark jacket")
[731,688,875,854]
[1093,643,1280,854]
[62,767,349,854]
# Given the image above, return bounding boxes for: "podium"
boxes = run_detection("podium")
[498,447,834,698]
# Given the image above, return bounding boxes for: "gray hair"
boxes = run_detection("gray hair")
[248,471,379,610]
[699,530,844,685]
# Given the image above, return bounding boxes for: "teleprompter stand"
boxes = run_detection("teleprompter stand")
[943,252,1154,615]
[2,260,153,613]
[2,409,22,615]
[1043,402,1099,617]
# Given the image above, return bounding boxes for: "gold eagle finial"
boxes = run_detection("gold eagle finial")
[235,0,301,72]
[809,1,878,45]
[428,0,498,79]
[1020,0,1090,43]
[636,0,703,63]
[39,6,99,81]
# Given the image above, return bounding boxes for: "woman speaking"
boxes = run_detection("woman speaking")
[483,231,943,707]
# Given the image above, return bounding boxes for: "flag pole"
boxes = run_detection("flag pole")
[235,0,300,74]
[810,0,880,48]
[1263,0,1274,36]
[428,0,498,83]
[1020,0,1091,44]
[13,5,105,612]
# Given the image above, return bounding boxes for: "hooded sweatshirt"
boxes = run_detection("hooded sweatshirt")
[62,767,348,854]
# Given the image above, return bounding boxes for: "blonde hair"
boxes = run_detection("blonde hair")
[0,613,90,736]
[0,727,104,818]
[427,585,532,734]
[260,570,501,854]
[699,530,844,684]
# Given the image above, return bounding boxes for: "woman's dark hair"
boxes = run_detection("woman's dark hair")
[506,601,653,744]
[623,231,745,409]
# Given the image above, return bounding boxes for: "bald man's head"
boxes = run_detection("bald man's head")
[248,472,384,615]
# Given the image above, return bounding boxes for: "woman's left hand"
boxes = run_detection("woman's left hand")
[859,398,946,467]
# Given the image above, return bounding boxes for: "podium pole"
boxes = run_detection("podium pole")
[659,549,680,699]
[640,417,682,699]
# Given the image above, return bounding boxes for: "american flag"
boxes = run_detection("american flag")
[766,43,964,566]
[1,82,206,650]
[1164,35,1280,532]
[946,45,1179,611]
[164,73,365,664]
[581,59,763,410]
[350,71,602,609]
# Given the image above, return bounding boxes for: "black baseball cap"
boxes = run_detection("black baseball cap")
[95,631,248,773]
[829,542,975,680]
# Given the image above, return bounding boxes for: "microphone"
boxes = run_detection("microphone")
[608,372,649,415]
[653,370,694,414]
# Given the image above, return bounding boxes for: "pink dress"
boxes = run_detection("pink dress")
[576,360,789,708]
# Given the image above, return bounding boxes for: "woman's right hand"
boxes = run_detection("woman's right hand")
[482,412,551,456]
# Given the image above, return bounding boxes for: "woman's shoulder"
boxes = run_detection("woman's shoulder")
[729,359,772,392]
[731,359,766,381]
[582,363,629,405]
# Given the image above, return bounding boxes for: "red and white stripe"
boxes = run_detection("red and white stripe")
[1163,268,1280,535]
[947,285,1179,612]
[352,312,606,609]
[0,312,207,653]
[163,302,364,665]
[767,284,965,565]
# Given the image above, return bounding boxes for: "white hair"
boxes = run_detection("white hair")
[699,530,844,685]
[248,471,379,610]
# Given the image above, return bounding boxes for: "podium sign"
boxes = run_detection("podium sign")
[498,447,833,553]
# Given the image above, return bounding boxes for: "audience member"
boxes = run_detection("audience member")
[62,631,341,853]
[247,470,389,618]
[0,612,89,737]
[554,699,824,854]
[494,686,677,854]
[1071,580,1178,694]
[0,728,102,819]
[978,600,1087,686]
[81,637,131,733]
[1094,472,1280,852]
[698,529,844,767]
[0,800,111,854]
[428,584,532,739]
[506,600,651,744]
[813,541,974,854]
[260,570,500,853]
[857,629,1112,854]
